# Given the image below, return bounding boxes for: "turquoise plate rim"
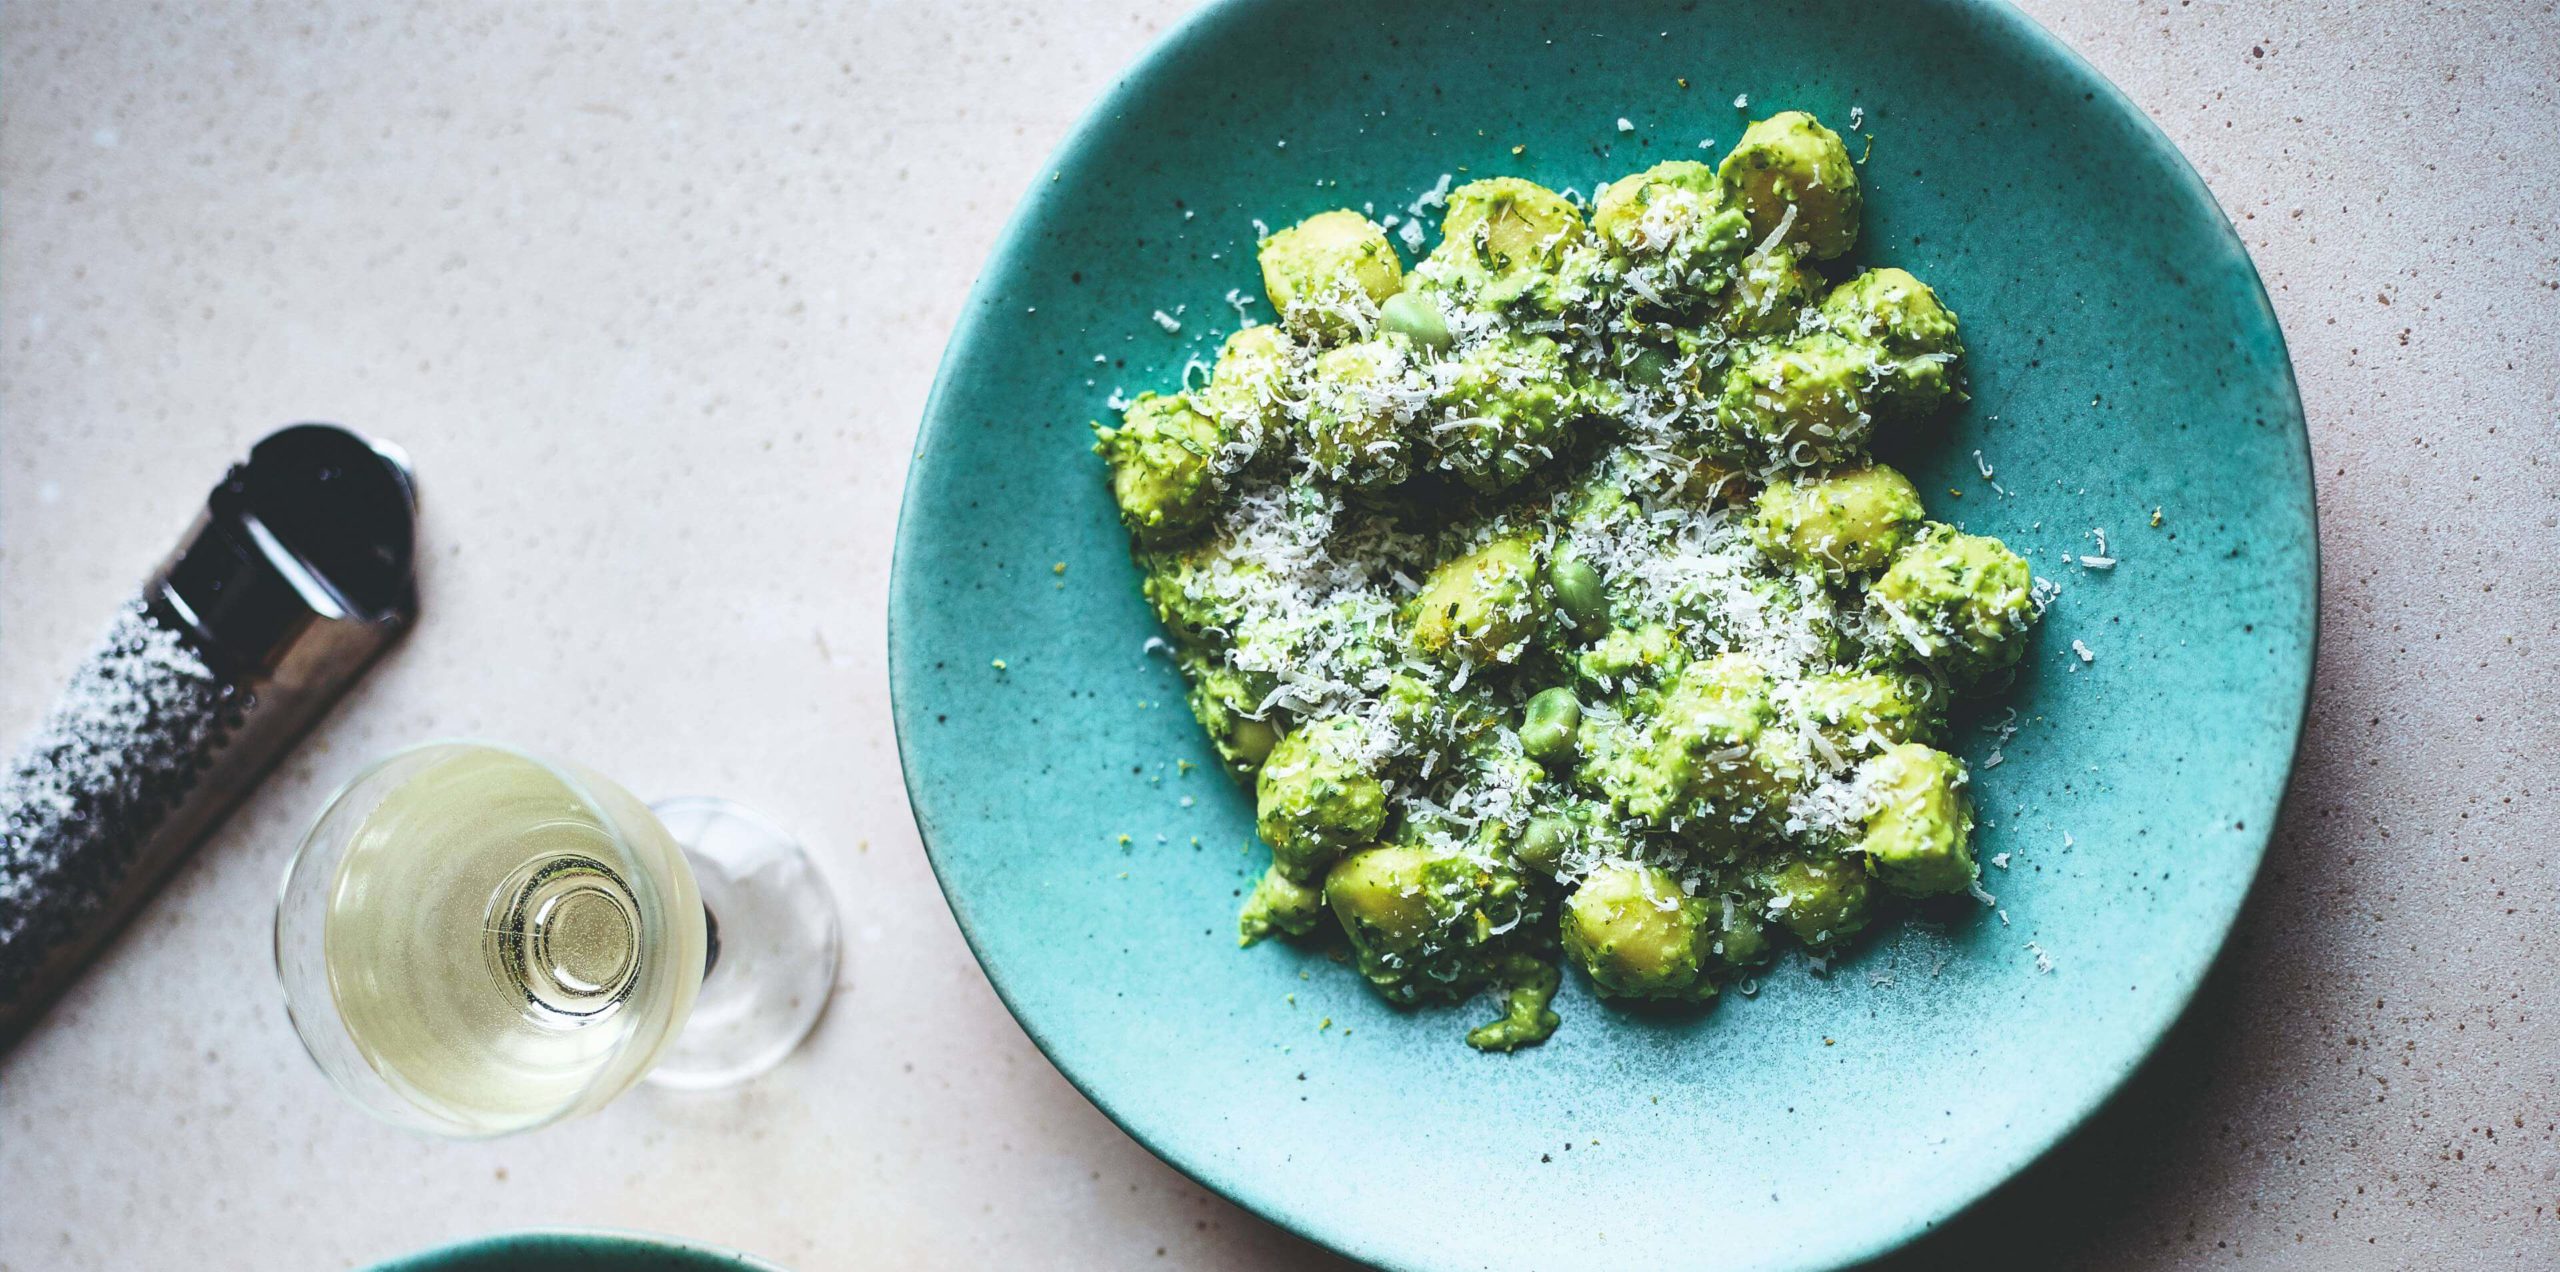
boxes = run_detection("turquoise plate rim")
[889,0,2317,1266]
[366,1228,787,1271]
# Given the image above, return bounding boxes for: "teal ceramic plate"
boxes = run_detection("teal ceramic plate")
[369,1230,784,1272]
[889,2,2314,1268]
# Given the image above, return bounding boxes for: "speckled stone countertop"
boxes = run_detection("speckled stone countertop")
[2,2,2551,1268]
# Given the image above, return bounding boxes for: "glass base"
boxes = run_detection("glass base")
[644,796,840,1089]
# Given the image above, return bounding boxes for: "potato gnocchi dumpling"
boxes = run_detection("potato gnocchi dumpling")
[1093,110,2041,1050]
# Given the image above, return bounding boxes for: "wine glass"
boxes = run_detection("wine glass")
[274,740,839,1137]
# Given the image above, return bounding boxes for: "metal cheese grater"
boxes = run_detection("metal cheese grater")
[0,423,419,1047]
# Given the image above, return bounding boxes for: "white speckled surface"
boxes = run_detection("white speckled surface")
[1,2,2552,1268]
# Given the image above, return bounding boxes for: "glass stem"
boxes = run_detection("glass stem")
[701,903,722,978]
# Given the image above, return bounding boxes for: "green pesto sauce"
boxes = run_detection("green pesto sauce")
[1094,109,2040,1050]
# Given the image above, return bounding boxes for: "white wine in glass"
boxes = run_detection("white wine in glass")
[275,742,838,1137]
